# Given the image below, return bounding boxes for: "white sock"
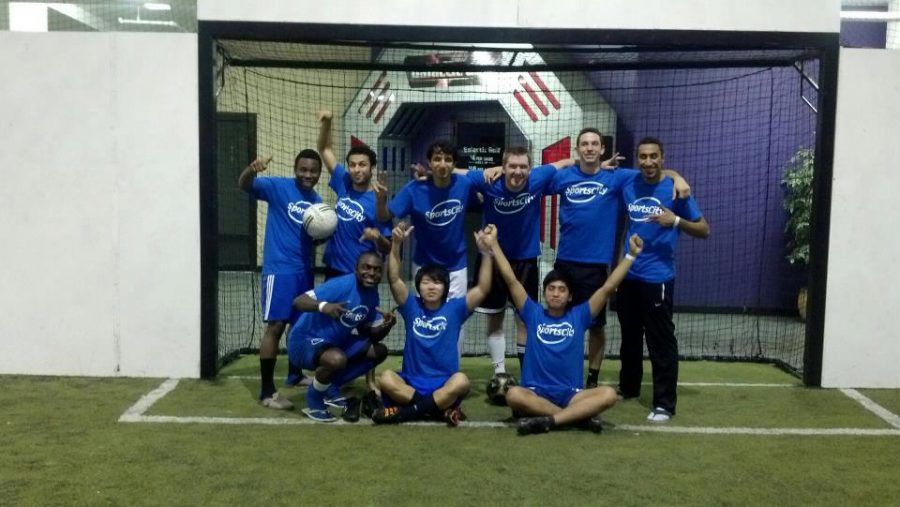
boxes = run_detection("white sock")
[488,331,506,374]
[312,378,330,393]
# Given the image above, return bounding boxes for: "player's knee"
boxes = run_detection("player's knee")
[592,385,617,405]
[448,372,470,394]
[370,343,388,364]
[505,386,527,408]
[318,348,347,370]
[379,369,400,387]
[263,321,287,340]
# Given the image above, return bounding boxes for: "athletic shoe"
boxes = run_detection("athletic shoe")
[647,407,673,422]
[259,391,294,410]
[616,386,639,401]
[302,407,336,422]
[361,390,383,419]
[371,406,403,425]
[341,397,361,423]
[324,384,347,409]
[443,406,465,427]
[517,416,553,435]
[285,372,313,387]
[578,415,604,434]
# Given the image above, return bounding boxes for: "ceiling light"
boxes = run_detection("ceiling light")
[143,3,172,11]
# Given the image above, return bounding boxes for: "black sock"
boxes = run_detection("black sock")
[260,358,276,397]
[398,394,437,421]
[587,368,600,384]
[516,345,526,370]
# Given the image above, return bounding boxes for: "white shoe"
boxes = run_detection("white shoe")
[260,391,294,410]
[646,407,673,422]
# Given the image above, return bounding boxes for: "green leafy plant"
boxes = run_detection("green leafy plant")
[781,147,814,265]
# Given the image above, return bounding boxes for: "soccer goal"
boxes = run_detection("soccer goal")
[198,24,838,385]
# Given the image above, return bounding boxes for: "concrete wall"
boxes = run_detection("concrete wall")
[822,49,900,388]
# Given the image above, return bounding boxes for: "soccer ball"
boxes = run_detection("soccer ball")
[302,203,338,240]
[486,373,518,406]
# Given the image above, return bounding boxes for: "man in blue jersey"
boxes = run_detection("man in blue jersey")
[488,225,645,435]
[372,223,496,425]
[316,110,392,280]
[288,251,397,422]
[616,137,709,422]
[464,147,575,375]
[238,150,323,410]
[549,128,689,389]
[376,141,476,301]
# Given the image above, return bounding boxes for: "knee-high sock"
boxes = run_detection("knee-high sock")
[488,330,506,374]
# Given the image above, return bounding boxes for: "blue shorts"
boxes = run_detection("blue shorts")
[401,372,451,396]
[260,271,312,322]
[290,335,371,371]
[527,385,580,408]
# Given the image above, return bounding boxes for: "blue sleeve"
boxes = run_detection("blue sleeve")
[388,182,413,219]
[452,296,471,319]
[575,302,593,329]
[548,167,570,194]
[398,294,414,321]
[674,195,703,221]
[312,276,350,303]
[529,164,557,192]
[329,164,348,194]
[518,298,539,324]
[250,176,276,201]
[612,168,641,190]
[464,170,488,192]
[378,219,393,237]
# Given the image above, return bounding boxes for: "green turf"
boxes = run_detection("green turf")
[2,361,899,505]
[859,388,900,416]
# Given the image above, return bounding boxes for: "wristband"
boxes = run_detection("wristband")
[673,216,681,229]
[317,301,328,312]
[625,253,636,261]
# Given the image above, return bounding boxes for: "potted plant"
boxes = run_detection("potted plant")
[781,147,814,320]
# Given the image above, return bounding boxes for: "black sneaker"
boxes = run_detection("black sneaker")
[517,416,553,435]
[585,379,599,389]
[578,415,604,434]
[361,390,383,419]
[341,396,361,423]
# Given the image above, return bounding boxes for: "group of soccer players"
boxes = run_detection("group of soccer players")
[238,110,708,434]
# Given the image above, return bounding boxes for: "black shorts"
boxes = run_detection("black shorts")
[553,259,609,329]
[473,256,539,313]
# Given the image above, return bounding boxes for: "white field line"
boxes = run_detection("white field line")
[225,375,795,388]
[840,388,900,429]
[119,379,900,436]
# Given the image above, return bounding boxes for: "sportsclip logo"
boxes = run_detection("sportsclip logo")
[493,193,535,215]
[627,197,664,222]
[340,305,370,328]
[536,322,575,345]
[412,316,448,339]
[287,200,313,224]
[424,199,464,226]
[336,198,365,222]
[565,182,607,203]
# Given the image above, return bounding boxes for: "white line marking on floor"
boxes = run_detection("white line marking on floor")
[840,388,900,429]
[225,375,796,387]
[118,378,179,422]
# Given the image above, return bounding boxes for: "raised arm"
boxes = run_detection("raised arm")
[315,110,338,173]
[488,227,529,312]
[293,292,350,320]
[387,223,412,305]
[661,169,691,198]
[588,234,644,317]
[465,225,495,312]
[238,156,272,191]
[373,172,393,222]
[360,227,392,254]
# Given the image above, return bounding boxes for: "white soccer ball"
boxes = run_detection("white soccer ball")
[302,203,338,240]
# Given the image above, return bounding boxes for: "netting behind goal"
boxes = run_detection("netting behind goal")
[211,40,819,376]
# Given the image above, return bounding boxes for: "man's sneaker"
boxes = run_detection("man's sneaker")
[259,391,294,410]
[302,407,336,422]
[285,372,313,387]
[361,390,383,419]
[341,397,361,423]
[443,406,465,427]
[578,415,604,434]
[372,406,404,425]
[517,416,553,435]
[585,378,599,389]
[647,407,673,422]
[616,386,639,401]
[324,384,347,409]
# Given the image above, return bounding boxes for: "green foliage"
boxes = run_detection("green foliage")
[782,147,815,265]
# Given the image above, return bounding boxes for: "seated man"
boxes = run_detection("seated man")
[288,252,396,422]
[489,227,645,435]
[372,223,496,426]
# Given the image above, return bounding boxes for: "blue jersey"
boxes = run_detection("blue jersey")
[549,167,640,264]
[465,165,556,260]
[324,164,393,274]
[622,176,703,283]
[250,177,322,274]
[287,274,380,352]
[388,174,475,270]
[398,295,470,382]
[519,299,593,392]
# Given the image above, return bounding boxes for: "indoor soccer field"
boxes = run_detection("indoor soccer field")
[2,357,898,505]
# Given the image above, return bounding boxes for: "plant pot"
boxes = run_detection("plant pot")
[797,287,808,321]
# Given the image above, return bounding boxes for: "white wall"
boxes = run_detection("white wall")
[198,0,840,33]
[0,32,200,378]
[822,49,900,388]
